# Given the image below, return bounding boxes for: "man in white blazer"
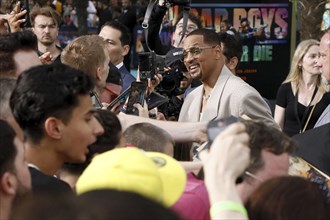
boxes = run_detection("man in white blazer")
[179,28,277,129]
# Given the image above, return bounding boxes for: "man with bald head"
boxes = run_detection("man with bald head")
[315,29,330,127]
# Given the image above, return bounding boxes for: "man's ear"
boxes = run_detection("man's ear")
[227,57,239,71]
[44,117,63,139]
[121,45,130,57]
[96,66,104,83]
[215,45,222,60]
[1,173,17,196]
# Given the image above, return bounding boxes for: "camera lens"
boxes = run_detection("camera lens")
[161,75,176,91]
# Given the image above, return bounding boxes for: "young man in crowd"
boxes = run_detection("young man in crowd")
[123,122,174,157]
[61,35,110,100]
[30,6,62,63]
[9,63,104,195]
[99,20,135,92]
[0,120,31,219]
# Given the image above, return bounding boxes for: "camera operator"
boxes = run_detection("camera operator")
[156,49,192,121]
[144,0,202,120]
[147,0,202,55]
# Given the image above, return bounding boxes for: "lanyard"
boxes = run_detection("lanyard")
[294,86,318,132]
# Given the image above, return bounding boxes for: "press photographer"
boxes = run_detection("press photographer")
[146,0,202,55]
[138,48,192,120]
[140,0,203,120]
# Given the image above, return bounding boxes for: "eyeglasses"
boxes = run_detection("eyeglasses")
[182,46,216,60]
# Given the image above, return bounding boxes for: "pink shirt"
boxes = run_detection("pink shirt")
[172,172,210,220]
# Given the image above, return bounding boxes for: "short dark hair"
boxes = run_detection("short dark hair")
[10,63,94,144]
[89,109,122,154]
[187,28,220,45]
[0,120,17,178]
[218,32,243,63]
[101,20,131,46]
[221,19,231,26]
[240,17,249,25]
[0,31,38,77]
[123,123,174,153]
[174,12,202,29]
[242,120,298,175]
[30,6,62,27]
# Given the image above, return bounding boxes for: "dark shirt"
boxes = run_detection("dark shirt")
[37,45,62,64]
[294,123,330,176]
[276,82,330,136]
[147,4,173,55]
[29,166,73,196]
[98,7,113,32]
[118,6,137,33]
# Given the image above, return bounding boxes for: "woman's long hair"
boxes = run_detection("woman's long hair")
[284,39,327,94]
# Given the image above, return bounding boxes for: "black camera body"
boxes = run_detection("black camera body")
[138,49,185,96]
[138,52,164,80]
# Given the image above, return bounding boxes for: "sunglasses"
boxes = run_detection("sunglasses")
[182,46,216,60]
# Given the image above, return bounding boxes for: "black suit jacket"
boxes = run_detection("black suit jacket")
[119,65,135,92]
[29,167,73,195]
[293,123,330,176]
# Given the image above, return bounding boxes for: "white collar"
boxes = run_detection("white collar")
[28,163,40,170]
[116,62,124,69]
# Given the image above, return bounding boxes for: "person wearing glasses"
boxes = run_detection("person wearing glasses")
[147,0,202,55]
[178,28,278,129]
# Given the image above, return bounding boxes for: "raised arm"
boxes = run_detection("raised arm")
[199,123,250,220]
[117,112,207,143]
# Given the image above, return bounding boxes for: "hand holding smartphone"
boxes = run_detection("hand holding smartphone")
[107,87,131,111]
[207,116,239,144]
[125,81,147,115]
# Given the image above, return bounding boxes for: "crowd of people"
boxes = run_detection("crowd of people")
[0,0,329,220]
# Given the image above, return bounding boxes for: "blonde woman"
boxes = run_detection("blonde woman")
[274,39,329,137]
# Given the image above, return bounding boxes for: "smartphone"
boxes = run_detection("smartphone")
[125,81,147,115]
[17,0,31,28]
[207,116,239,143]
[107,87,131,111]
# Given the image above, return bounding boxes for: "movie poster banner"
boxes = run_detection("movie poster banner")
[171,0,292,99]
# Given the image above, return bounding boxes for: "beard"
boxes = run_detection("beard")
[41,39,55,47]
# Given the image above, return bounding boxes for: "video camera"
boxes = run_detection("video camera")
[138,48,186,96]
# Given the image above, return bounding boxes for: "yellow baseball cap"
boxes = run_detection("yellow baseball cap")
[76,147,186,207]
